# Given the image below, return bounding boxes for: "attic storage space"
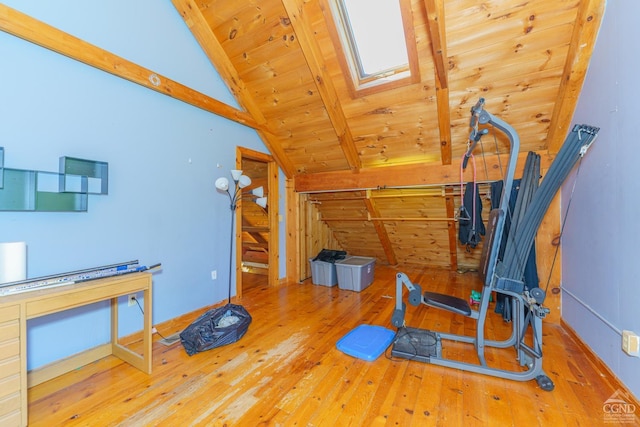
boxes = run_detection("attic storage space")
[300,184,494,278]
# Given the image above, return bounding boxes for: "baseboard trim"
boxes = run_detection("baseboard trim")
[561,318,639,406]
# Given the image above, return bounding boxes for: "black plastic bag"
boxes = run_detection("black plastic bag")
[180,303,252,356]
[313,248,347,263]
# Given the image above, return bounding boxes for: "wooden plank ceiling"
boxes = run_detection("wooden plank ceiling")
[169,0,604,271]
[0,1,603,274]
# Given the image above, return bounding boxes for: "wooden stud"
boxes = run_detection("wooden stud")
[445,187,459,271]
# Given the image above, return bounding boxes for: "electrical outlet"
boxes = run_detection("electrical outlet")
[211,270,217,280]
[128,294,137,307]
[622,330,640,357]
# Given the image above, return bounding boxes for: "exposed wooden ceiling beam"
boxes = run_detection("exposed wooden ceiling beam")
[424,0,448,90]
[0,4,259,131]
[424,0,452,166]
[294,151,552,193]
[171,0,297,178]
[281,0,362,171]
[546,0,605,153]
[435,86,452,165]
[364,190,398,266]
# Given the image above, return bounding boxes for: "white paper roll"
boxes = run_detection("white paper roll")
[0,242,27,284]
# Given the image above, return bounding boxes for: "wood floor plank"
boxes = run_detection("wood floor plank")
[338,354,393,426]
[26,265,639,426]
[386,358,427,425]
[359,358,410,426]
[407,363,447,427]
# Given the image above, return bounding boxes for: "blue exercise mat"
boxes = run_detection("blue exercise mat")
[336,324,396,361]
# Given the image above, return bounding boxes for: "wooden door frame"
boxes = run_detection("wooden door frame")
[235,147,279,298]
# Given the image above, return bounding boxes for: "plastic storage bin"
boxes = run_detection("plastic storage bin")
[335,256,376,291]
[309,258,338,286]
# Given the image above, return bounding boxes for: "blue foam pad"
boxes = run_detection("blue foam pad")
[336,324,396,361]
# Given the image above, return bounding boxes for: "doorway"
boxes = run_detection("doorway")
[235,147,278,297]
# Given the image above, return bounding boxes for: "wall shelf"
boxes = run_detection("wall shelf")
[0,147,107,212]
[60,156,108,195]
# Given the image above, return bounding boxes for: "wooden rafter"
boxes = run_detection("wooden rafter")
[294,151,552,193]
[280,0,362,171]
[171,0,296,178]
[364,190,398,265]
[435,84,452,166]
[0,4,259,130]
[424,0,448,90]
[424,0,452,166]
[546,0,605,153]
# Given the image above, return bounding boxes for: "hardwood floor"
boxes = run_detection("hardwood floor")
[28,266,639,426]
[242,270,268,292]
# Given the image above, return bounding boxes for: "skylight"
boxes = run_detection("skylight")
[340,0,408,76]
[326,0,419,95]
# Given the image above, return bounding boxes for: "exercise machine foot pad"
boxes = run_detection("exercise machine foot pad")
[391,327,442,362]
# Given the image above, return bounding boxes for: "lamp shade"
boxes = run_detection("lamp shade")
[238,175,252,189]
[251,186,264,198]
[255,197,267,209]
[215,177,229,191]
[230,170,243,181]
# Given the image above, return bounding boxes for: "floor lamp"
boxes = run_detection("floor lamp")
[179,169,266,356]
[214,169,267,304]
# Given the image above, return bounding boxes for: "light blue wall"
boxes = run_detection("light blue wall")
[0,1,275,369]
[563,0,640,399]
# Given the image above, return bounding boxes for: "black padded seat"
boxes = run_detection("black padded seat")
[424,291,472,316]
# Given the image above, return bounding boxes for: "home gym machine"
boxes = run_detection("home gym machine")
[390,98,599,391]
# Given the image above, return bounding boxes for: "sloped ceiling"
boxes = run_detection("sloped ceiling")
[168,0,604,270]
[0,1,604,271]
[169,0,604,270]
[173,0,604,182]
